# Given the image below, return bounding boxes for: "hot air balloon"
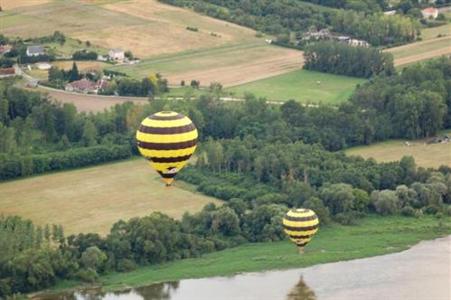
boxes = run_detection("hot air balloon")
[136,111,198,186]
[282,208,319,254]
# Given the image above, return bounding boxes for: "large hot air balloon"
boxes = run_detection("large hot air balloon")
[136,111,198,186]
[282,208,319,253]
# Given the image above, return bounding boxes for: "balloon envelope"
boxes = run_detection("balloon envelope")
[136,111,198,185]
[282,208,319,252]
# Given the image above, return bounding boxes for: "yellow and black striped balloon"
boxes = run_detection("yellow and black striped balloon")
[136,111,198,186]
[282,208,319,253]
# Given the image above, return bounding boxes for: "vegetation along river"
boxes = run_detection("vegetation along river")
[38,236,450,300]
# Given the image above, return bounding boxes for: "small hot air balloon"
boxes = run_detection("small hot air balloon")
[283,208,319,254]
[136,111,198,186]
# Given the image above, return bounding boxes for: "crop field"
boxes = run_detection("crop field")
[0,159,220,235]
[387,23,451,67]
[2,0,302,86]
[109,42,303,87]
[388,36,451,67]
[226,69,365,104]
[0,0,50,10]
[346,137,451,169]
[0,0,257,59]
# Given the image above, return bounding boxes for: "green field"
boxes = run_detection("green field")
[47,215,451,293]
[0,159,221,235]
[346,134,451,169]
[225,69,365,104]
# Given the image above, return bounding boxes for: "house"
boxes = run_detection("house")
[348,39,370,47]
[108,48,125,61]
[302,29,333,41]
[422,7,439,19]
[65,78,108,94]
[384,10,396,16]
[65,78,98,94]
[0,67,16,78]
[26,45,45,57]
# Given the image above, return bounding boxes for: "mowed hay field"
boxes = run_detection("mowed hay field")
[226,69,365,104]
[0,0,50,10]
[0,0,257,59]
[110,42,303,87]
[1,0,303,86]
[0,159,220,235]
[36,87,148,112]
[387,24,451,67]
[346,139,451,169]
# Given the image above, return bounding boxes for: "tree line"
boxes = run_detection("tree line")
[159,0,420,46]
[304,41,395,78]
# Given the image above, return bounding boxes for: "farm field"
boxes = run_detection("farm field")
[109,42,303,87]
[0,0,50,10]
[387,23,451,67]
[0,159,220,235]
[49,215,451,293]
[388,36,451,66]
[36,86,148,112]
[226,69,365,104]
[0,0,258,59]
[1,0,303,87]
[346,137,451,168]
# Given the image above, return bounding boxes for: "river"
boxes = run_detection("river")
[37,236,450,300]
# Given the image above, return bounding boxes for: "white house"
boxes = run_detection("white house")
[26,45,45,57]
[348,39,370,47]
[422,7,439,19]
[108,48,125,61]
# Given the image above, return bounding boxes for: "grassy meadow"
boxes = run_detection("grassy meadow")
[226,69,365,104]
[49,215,451,292]
[346,136,451,169]
[0,159,221,235]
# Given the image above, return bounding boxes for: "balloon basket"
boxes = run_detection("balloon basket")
[298,247,304,255]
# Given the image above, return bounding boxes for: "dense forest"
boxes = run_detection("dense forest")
[159,0,421,46]
[304,41,395,77]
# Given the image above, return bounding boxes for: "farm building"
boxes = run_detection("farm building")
[348,39,370,47]
[108,48,125,61]
[65,78,97,94]
[65,78,108,94]
[0,67,16,78]
[421,7,439,19]
[26,45,45,57]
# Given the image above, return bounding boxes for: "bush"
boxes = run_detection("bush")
[116,259,137,272]
[400,206,415,217]
[76,268,98,283]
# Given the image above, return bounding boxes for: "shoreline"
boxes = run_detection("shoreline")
[32,215,451,298]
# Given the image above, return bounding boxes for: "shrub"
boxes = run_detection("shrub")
[401,206,415,217]
[76,268,98,283]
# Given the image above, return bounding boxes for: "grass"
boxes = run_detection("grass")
[0,159,221,235]
[225,69,365,104]
[388,37,451,60]
[45,38,109,58]
[47,215,451,293]
[346,133,451,168]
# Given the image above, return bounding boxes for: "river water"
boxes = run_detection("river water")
[38,236,450,300]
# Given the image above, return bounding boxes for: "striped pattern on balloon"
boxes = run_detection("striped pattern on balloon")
[136,111,198,186]
[282,208,319,254]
